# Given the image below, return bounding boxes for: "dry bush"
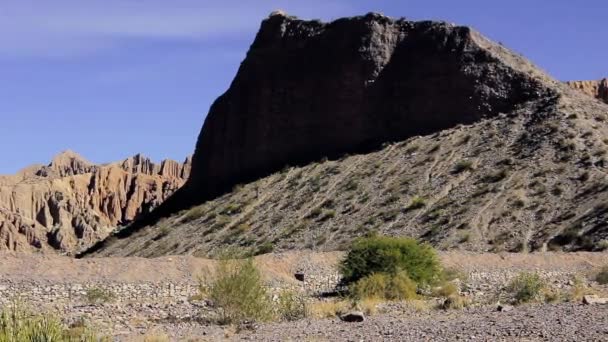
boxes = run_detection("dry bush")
[275,290,306,322]
[507,272,544,304]
[595,265,608,284]
[207,258,273,324]
[351,272,418,301]
[440,295,471,310]
[307,300,349,319]
[433,282,459,298]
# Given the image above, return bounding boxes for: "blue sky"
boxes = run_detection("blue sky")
[0,0,606,174]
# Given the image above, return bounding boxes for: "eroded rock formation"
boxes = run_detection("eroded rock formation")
[567,79,608,104]
[0,151,190,253]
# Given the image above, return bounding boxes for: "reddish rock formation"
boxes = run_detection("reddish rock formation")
[0,152,190,253]
[566,79,608,104]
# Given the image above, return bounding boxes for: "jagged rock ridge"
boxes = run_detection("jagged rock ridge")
[0,152,190,253]
[84,13,608,257]
[566,79,608,104]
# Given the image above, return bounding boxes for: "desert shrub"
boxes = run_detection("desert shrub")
[182,205,206,223]
[482,169,508,183]
[405,196,426,211]
[567,276,594,301]
[340,236,442,286]
[208,258,272,324]
[307,300,349,319]
[507,272,544,304]
[433,282,459,298]
[596,240,608,251]
[595,265,608,284]
[452,160,473,174]
[255,241,274,255]
[440,294,470,310]
[85,287,115,304]
[275,290,306,321]
[0,304,98,341]
[319,209,336,221]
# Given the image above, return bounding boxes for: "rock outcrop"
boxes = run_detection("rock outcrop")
[0,152,190,253]
[567,79,608,104]
[156,12,556,217]
[84,13,608,257]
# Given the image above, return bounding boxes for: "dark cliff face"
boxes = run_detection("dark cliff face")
[182,13,550,205]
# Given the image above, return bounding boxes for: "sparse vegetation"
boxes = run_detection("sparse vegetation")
[85,287,115,304]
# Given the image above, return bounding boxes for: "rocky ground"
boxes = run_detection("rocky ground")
[0,251,607,340]
[240,303,608,341]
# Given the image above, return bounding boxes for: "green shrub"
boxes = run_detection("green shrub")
[85,287,115,304]
[351,272,417,301]
[340,236,442,286]
[507,272,544,304]
[208,258,273,324]
[0,304,98,341]
[595,265,608,284]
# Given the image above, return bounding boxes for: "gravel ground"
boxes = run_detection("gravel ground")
[237,303,608,341]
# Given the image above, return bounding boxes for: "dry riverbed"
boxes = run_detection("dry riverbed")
[0,251,607,341]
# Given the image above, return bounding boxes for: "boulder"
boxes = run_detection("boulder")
[340,311,365,323]
[582,294,608,305]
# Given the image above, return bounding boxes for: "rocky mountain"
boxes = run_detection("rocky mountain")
[84,12,608,257]
[0,151,190,253]
[567,79,608,104]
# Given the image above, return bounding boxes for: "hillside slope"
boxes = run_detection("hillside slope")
[84,13,608,257]
[0,151,190,253]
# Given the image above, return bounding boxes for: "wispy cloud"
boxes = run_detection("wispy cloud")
[0,0,353,58]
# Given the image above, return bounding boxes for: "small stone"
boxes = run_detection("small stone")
[496,304,514,312]
[582,295,608,305]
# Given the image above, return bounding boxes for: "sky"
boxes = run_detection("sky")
[0,0,606,174]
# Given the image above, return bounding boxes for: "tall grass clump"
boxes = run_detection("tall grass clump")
[0,303,98,341]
